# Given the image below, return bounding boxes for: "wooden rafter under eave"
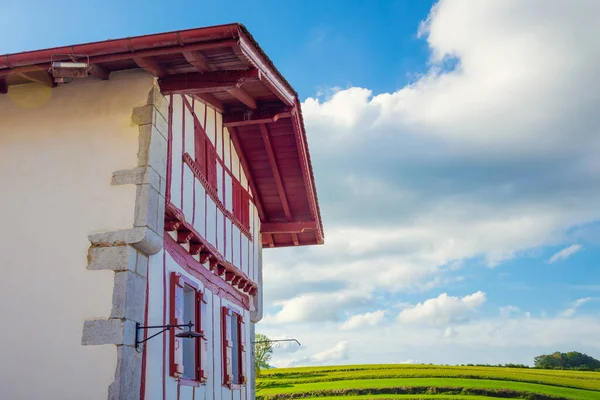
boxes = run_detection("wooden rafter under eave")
[158,69,260,95]
[0,77,7,94]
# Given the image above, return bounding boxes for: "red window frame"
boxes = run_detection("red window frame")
[221,306,247,388]
[170,272,208,385]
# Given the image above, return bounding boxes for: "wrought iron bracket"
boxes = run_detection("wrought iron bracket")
[135,321,203,352]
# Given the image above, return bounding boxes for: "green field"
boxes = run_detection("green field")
[256,364,600,399]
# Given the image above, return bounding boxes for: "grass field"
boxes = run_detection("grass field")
[256,364,600,399]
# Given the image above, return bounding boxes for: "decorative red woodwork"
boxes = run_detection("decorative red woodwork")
[225,271,235,282]
[164,220,181,231]
[231,276,241,286]
[158,69,260,95]
[222,307,233,386]
[227,86,257,110]
[177,230,194,244]
[164,202,258,298]
[236,279,247,290]
[189,242,203,255]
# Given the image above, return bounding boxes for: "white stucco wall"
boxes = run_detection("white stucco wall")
[0,71,155,400]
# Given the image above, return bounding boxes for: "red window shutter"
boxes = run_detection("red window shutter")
[232,179,240,219]
[221,306,233,386]
[195,122,207,176]
[198,291,209,382]
[241,189,250,229]
[170,272,185,377]
[207,145,218,192]
[239,317,247,384]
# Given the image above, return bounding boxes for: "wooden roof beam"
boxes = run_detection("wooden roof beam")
[89,64,110,80]
[260,123,293,221]
[261,221,316,234]
[17,71,55,88]
[158,69,260,95]
[183,51,213,73]
[192,94,225,113]
[227,85,257,109]
[134,57,167,78]
[223,107,292,128]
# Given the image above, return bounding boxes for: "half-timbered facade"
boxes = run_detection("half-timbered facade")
[0,24,323,400]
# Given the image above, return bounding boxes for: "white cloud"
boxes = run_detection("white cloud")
[289,341,350,367]
[562,297,593,317]
[548,244,583,264]
[340,310,385,330]
[262,291,372,324]
[398,292,486,326]
[260,0,600,365]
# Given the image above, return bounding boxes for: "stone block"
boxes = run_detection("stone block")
[147,86,169,122]
[136,252,148,277]
[131,105,153,126]
[82,319,135,346]
[111,271,146,323]
[153,108,169,141]
[88,246,136,272]
[134,184,160,233]
[89,227,163,256]
[108,345,143,400]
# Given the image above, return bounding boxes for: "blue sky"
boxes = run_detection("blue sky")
[4,0,599,366]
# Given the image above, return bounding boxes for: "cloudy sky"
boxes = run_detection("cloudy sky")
[4,0,600,367]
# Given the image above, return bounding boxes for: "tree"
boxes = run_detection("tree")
[254,333,274,376]
[534,351,600,370]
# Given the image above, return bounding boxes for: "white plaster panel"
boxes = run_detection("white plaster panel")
[144,250,165,400]
[217,162,224,203]
[216,117,223,161]
[225,173,233,213]
[184,98,195,160]
[225,219,233,263]
[193,182,207,238]
[194,99,207,130]
[206,197,217,248]
[0,71,153,400]
[240,167,248,192]
[182,165,195,221]
[231,146,240,180]
[180,385,193,400]
[217,209,225,257]
[232,226,241,270]
[212,293,223,400]
[242,236,250,277]
[224,128,232,170]
[170,95,184,210]
[205,106,216,145]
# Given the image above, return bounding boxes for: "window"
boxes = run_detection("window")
[222,306,247,387]
[194,119,218,192]
[170,272,208,383]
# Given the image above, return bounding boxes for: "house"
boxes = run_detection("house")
[0,24,323,400]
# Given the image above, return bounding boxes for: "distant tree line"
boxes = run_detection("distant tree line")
[534,351,600,371]
[457,351,600,371]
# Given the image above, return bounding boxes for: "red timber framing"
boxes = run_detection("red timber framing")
[1,23,324,248]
